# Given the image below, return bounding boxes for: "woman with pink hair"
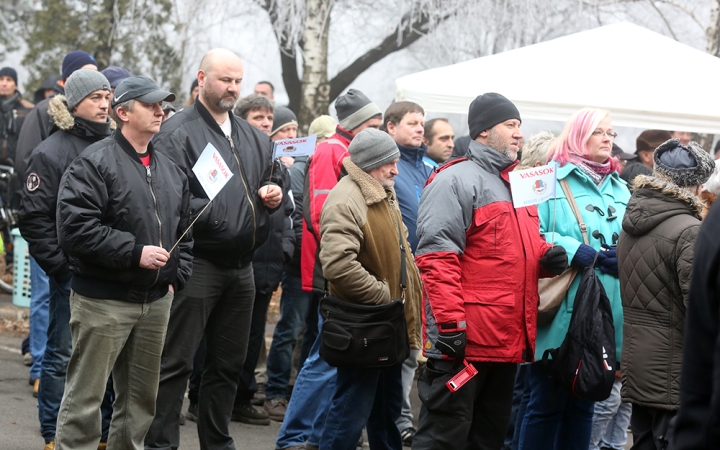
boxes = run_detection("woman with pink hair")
[518,108,630,450]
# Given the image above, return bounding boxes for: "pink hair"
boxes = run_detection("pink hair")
[548,108,620,172]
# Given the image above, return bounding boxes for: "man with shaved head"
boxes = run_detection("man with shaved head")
[145,48,283,450]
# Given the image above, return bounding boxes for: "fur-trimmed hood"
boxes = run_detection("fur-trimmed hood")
[622,174,705,236]
[48,95,116,131]
[342,157,391,205]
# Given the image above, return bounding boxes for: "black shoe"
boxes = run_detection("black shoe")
[232,402,271,426]
[400,427,415,447]
[186,403,198,422]
[251,382,266,406]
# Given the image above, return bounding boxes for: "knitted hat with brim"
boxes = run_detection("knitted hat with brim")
[653,138,715,187]
[348,128,400,172]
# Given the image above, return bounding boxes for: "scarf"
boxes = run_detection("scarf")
[569,154,614,186]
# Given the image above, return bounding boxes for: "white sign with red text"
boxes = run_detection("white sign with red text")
[273,134,317,158]
[192,143,234,201]
[508,162,557,208]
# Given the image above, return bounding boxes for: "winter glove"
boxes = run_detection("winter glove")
[540,246,568,275]
[435,331,466,369]
[596,244,619,277]
[571,243,598,269]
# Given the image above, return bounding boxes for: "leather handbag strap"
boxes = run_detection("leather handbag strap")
[559,179,589,245]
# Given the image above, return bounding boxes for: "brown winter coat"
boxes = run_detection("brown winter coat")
[617,174,704,410]
[319,158,422,350]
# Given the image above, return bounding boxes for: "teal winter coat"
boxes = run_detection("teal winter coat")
[535,162,630,361]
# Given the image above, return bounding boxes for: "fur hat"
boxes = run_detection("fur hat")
[335,89,381,132]
[636,130,672,154]
[270,107,298,137]
[468,92,521,139]
[348,128,400,172]
[653,139,715,187]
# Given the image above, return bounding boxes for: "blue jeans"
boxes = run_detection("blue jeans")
[320,363,403,450]
[265,272,319,400]
[29,257,50,381]
[275,313,336,449]
[589,378,631,450]
[518,362,595,450]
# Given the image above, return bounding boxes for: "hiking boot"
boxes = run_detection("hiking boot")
[231,402,271,425]
[400,426,415,446]
[186,403,198,422]
[263,398,288,422]
[43,441,55,450]
[97,443,107,450]
[252,382,266,406]
[33,379,39,398]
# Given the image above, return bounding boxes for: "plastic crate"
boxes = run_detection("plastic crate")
[12,228,31,308]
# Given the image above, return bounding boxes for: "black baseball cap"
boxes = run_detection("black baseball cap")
[112,76,175,107]
[612,143,637,161]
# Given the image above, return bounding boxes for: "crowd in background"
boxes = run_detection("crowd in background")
[2,46,720,450]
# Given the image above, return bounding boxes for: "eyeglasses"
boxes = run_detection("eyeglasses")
[591,130,618,138]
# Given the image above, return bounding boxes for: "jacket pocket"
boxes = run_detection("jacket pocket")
[464,290,515,347]
[465,207,510,257]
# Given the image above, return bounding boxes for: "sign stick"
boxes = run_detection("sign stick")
[169,200,213,254]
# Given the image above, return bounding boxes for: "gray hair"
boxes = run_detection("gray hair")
[113,99,135,129]
[517,131,555,170]
[234,94,274,119]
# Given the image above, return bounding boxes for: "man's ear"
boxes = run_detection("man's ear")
[386,121,396,136]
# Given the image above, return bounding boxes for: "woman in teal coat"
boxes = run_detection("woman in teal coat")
[518,108,630,450]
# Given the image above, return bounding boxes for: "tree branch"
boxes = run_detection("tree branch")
[328,9,453,102]
[259,0,302,110]
[647,0,678,40]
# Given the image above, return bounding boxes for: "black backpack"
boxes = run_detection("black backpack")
[542,264,616,402]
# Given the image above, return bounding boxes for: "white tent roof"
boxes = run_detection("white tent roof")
[395,22,720,134]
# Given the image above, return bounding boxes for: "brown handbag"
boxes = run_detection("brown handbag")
[537,179,589,326]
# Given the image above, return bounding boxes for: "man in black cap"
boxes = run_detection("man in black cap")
[620,129,672,189]
[0,66,34,165]
[53,75,192,450]
[19,68,115,450]
[413,92,567,450]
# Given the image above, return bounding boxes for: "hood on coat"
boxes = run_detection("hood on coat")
[622,174,705,236]
[342,157,390,205]
[48,95,116,131]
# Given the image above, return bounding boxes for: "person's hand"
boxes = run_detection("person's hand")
[596,244,618,277]
[259,185,282,209]
[140,246,169,270]
[435,331,466,369]
[540,246,568,275]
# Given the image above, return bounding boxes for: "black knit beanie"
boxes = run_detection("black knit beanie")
[0,67,18,85]
[468,93,521,139]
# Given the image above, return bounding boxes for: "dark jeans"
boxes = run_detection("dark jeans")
[518,361,595,450]
[504,364,530,450]
[145,258,255,450]
[413,359,516,450]
[630,405,675,450]
[235,290,274,405]
[319,363,403,450]
[39,276,114,443]
[188,337,206,406]
[265,272,319,400]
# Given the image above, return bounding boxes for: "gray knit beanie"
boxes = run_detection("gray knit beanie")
[653,138,715,187]
[271,106,298,137]
[65,69,110,110]
[336,89,382,132]
[348,128,400,172]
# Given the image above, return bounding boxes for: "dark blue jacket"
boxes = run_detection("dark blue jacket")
[394,143,433,253]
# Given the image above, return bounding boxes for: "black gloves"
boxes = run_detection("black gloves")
[596,244,618,277]
[540,246,568,275]
[435,331,466,369]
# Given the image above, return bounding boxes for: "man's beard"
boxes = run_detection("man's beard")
[204,85,237,112]
[487,128,517,161]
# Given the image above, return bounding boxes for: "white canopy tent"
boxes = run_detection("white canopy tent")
[395,22,720,134]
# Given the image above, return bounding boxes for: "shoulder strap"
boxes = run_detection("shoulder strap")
[395,221,407,300]
[559,178,589,245]
[424,157,468,188]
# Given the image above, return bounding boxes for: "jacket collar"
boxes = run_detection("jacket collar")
[114,129,154,166]
[342,158,391,205]
[466,140,515,176]
[633,174,705,219]
[335,125,354,143]
[397,142,427,167]
[195,98,236,139]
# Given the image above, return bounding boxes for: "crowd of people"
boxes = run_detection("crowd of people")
[2,45,720,450]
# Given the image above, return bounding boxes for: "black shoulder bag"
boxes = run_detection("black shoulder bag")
[319,215,410,369]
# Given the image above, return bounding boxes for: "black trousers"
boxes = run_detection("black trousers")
[630,404,676,450]
[413,359,516,450]
[234,290,274,405]
[145,258,255,450]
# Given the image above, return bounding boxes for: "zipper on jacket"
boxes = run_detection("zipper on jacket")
[227,135,257,251]
[146,165,163,299]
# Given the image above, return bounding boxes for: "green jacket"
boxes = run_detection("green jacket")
[536,162,630,361]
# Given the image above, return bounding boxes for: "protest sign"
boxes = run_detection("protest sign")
[272,135,317,158]
[192,143,234,201]
[509,162,557,208]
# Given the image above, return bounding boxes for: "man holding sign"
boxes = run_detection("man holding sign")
[53,76,191,449]
[146,48,283,450]
[414,93,568,449]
